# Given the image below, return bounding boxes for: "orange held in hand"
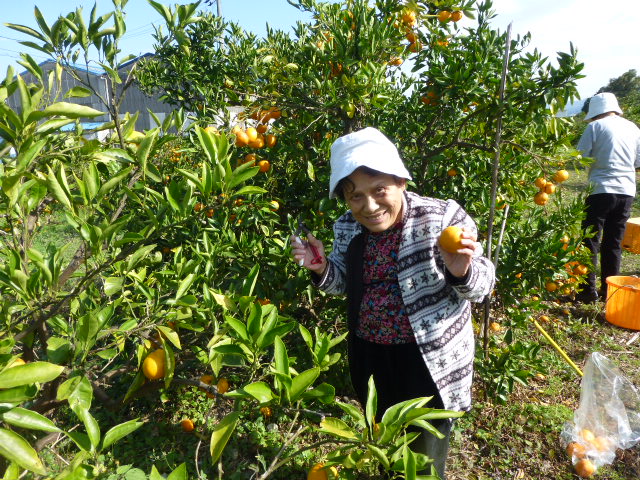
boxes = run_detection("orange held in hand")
[439,226,464,253]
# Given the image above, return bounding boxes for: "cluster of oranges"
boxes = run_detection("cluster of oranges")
[168,149,182,163]
[543,234,589,296]
[420,89,439,106]
[438,10,464,22]
[233,106,282,173]
[400,10,423,53]
[193,202,215,218]
[566,428,612,477]
[533,169,569,206]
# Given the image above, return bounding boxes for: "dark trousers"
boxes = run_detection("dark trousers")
[349,336,450,478]
[582,193,633,298]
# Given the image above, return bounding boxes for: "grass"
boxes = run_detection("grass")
[448,165,640,480]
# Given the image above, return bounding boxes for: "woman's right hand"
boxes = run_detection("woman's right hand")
[290,233,327,275]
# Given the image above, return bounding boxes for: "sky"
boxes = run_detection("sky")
[1,0,639,100]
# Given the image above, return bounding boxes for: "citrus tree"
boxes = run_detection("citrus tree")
[1,0,596,478]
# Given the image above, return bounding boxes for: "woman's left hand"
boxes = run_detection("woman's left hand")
[439,227,481,278]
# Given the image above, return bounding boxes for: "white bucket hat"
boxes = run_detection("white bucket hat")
[329,127,412,198]
[585,92,623,120]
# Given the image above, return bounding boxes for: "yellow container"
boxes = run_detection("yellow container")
[622,217,640,254]
[605,276,640,330]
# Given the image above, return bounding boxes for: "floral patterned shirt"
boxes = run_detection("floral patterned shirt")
[355,222,415,344]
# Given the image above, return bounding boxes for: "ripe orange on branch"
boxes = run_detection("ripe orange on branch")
[451,10,463,22]
[181,419,195,432]
[142,349,166,380]
[438,11,452,22]
[439,226,464,253]
[553,169,569,183]
[534,177,547,189]
[534,191,548,205]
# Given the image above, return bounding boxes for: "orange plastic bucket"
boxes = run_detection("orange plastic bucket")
[605,276,640,330]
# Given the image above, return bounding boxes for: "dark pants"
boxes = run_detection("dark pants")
[582,193,633,298]
[350,336,450,478]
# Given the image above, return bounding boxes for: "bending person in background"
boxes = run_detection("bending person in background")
[576,92,640,304]
[290,127,495,479]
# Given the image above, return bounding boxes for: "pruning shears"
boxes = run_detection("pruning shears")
[294,221,323,266]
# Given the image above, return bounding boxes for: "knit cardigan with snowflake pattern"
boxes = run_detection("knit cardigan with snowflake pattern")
[314,191,495,412]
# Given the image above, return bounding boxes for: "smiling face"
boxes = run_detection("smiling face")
[342,168,406,232]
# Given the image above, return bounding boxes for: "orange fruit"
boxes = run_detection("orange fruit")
[181,419,195,432]
[265,134,277,148]
[269,200,279,211]
[451,10,463,22]
[534,191,549,205]
[307,463,328,480]
[142,349,165,380]
[544,182,556,194]
[438,10,452,22]
[439,226,464,253]
[560,234,570,244]
[553,169,569,183]
[244,153,257,164]
[257,124,268,134]
[574,458,596,478]
[258,160,271,173]
[235,130,249,147]
[447,168,457,176]
[389,57,403,66]
[580,429,595,443]
[231,125,242,134]
[592,436,610,452]
[217,377,230,394]
[566,442,586,459]
[194,202,204,212]
[489,322,502,332]
[402,11,417,26]
[408,41,422,52]
[246,127,258,143]
[249,135,265,149]
[260,406,272,418]
[534,177,547,189]
[200,374,216,398]
[406,31,417,43]
[574,264,588,276]
[206,208,214,218]
[545,281,558,292]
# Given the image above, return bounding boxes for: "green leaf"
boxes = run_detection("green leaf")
[367,444,390,470]
[0,385,38,403]
[224,316,249,342]
[210,412,240,463]
[300,382,335,404]
[0,407,61,433]
[29,102,103,122]
[242,382,276,404]
[289,367,320,403]
[318,417,359,440]
[0,427,46,474]
[101,418,143,450]
[174,273,195,300]
[104,277,124,296]
[228,164,259,190]
[45,165,73,211]
[64,86,92,98]
[76,408,100,452]
[233,185,267,195]
[403,445,417,480]
[96,166,132,198]
[366,375,378,426]
[57,376,93,412]
[0,362,64,389]
[157,326,181,350]
[336,401,366,426]
[166,463,187,480]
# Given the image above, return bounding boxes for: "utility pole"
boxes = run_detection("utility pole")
[216,0,222,16]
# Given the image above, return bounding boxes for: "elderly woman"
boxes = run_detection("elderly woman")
[291,127,495,478]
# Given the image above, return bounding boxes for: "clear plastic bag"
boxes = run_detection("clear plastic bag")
[561,352,640,476]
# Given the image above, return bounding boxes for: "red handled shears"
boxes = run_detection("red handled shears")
[294,221,323,265]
